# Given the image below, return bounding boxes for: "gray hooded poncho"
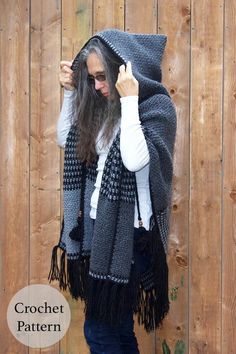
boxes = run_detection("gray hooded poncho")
[49,29,176,332]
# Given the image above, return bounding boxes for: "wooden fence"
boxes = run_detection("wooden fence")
[0,0,235,353]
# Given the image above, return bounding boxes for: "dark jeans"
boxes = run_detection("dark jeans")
[84,228,151,354]
[84,311,139,354]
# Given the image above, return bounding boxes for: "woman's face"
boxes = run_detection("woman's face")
[86,52,110,97]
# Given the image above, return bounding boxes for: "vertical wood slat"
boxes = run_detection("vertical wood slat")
[62,0,93,60]
[60,1,93,353]
[124,1,158,353]
[29,1,61,354]
[190,1,223,353]
[125,0,157,33]
[223,1,236,353]
[0,1,30,353]
[157,1,190,353]
[93,0,125,33]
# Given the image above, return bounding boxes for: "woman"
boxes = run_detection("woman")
[49,29,176,353]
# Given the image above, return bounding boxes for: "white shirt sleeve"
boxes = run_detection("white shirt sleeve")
[57,89,77,148]
[120,96,150,172]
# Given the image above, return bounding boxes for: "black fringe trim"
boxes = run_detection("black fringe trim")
[67,256,90,300]
[48,245,60,282]
[136,224,170,332]
[59,250,67,290]
[48,225,169,333]
[48,245,68,288]
[136,287,169,332]
[84,265,140,327]
[48,244,90,300]
[48,219,66,284]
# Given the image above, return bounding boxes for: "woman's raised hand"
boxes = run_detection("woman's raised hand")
[115,61,139,97]
[59,60,75,91]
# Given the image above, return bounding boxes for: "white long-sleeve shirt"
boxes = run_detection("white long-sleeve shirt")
[57,90,152,229]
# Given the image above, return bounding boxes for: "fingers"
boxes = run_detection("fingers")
[119,61,132,74]
[126,61,132,74]
[60,60,73,74]
[60,60,73,68]
[59,60,74,90]
[119,64,126,73]
[116,61,138,97]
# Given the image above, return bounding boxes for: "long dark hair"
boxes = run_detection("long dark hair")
[72,38,122,164]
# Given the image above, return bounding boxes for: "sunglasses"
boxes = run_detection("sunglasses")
[87,73,106,84]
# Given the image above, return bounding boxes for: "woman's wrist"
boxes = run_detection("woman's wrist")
[120,95,138,102]
[64,88,77,98]
[120,96,139,125]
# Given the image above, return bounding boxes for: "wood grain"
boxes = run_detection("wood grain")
[93,0,125,33]
[0,1,30,353]
[62,0,93,60]
[222,1,236,353]
[29,1,61,353]
[157,1,191,353]
[125,0,157,33]
[60,1,93,353]
[190,0,223,353]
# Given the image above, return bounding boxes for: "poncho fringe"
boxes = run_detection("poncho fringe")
[48,222,169,332]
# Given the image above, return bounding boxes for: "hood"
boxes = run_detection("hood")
[71,29,168,100]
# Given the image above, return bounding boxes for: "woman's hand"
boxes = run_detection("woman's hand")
[59,60,75,91]
[115,61,139,97]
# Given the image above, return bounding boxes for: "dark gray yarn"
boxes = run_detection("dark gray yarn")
[49,29,176,330]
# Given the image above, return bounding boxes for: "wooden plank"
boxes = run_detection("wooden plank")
[0,1,30,353]
[190,0,223,352]
[60,1,93,353]
[125,0,157,33]
[62,0,93,60]
[124,1,157,353]
[157,1,191,353]
[222,1,236,353]
[93,0,125,33]
[30,0,61,353]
